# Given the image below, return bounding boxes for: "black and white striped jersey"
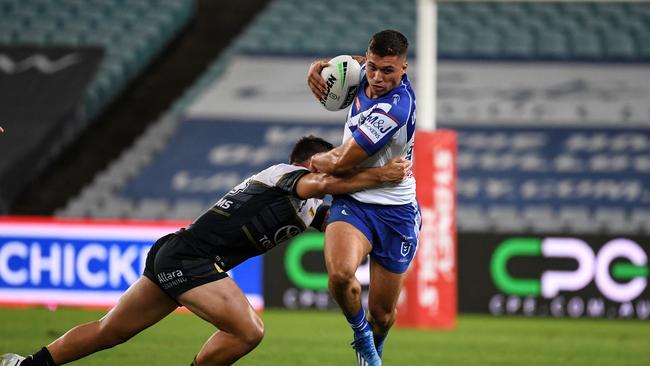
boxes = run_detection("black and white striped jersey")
[179,163,326,271]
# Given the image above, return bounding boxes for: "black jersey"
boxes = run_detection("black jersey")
[178,164,327,272]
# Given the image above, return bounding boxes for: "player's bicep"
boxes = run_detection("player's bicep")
[333,138,369,172]
[353,111,403,155]
[294,173,328,199]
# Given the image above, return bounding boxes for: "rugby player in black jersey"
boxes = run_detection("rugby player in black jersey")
[1,136,410,366]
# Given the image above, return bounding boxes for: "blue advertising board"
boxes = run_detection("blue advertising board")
[0,218,263,310]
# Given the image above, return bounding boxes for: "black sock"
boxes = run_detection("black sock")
[189,356,199,366]
[20,347,57,366]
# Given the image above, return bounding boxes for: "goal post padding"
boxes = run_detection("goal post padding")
[397,129,457,330]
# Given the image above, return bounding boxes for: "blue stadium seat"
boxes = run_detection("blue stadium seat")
[501,31,534,59]
[525,2,562,21]
[438,30,470,58]
[594,3,628,19]
[571,32,603,59]
[604,31,637,59]
[469,30,501,58]
[0,22,17,40]
[28,17,61,33]
[48,31,83,46]
[15,28,49,44]
[551,17,583,35]
[636,34,650,58]
[0,32,15,44]
[537,30,570,59]
[493,2,527,20]
[561,2,595,20]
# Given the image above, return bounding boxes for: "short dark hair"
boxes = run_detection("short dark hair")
[368,29,409,57]
[289,135,334,163]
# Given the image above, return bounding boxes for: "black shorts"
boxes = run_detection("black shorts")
[143,232,229,301]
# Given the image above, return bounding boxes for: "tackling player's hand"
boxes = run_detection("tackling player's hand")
[381,157,412,183]
[307,59,329,100]
[309,154,321,173]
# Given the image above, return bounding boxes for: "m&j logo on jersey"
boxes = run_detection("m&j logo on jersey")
[358,113,399,144]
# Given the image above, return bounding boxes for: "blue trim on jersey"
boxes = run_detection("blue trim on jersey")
[352,129,377,155]
[401,78,417,144]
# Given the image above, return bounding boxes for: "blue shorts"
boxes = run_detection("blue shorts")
[328,195,422,273]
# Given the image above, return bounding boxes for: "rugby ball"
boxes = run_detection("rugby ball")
[318,55,361,111]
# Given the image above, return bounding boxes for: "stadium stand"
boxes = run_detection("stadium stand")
[0,0,195,214]
[47,1,650,236]
[0,0,194,119]
[229,1,650,60]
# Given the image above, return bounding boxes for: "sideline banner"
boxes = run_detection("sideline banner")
[458,234,650,320]
[0,217,263,310]
[397,130,457,329]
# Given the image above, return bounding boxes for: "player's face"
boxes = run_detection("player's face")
[364,51,407,98]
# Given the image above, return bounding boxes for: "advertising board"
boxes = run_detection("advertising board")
[0,217,263,310]
[459,234,649,319]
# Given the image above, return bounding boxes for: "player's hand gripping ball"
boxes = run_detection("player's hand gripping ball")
[318,55,361,111]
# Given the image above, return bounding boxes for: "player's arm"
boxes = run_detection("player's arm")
[309,137,368,176]
[295,156,410,199]
[307,55,365,100]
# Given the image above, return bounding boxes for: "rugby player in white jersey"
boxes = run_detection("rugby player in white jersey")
[307,30,419,366]
[1,136,411,366]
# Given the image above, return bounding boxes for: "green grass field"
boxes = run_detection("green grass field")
[1,307,648,366]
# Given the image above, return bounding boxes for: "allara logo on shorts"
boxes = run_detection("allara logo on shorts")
[157,270,184,284]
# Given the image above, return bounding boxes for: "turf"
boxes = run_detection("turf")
[1,307,648,366]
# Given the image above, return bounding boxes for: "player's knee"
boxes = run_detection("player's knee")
[328,267,357,289]
[368,308,396,331]
[97,320,135,348]
[240,317,265,349]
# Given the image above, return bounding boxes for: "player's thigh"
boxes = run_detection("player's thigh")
[100,276,178,335]
[324,221,372,274]
[177,277,261,335]
[367,260,406,314]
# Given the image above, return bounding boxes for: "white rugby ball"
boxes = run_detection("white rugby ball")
[318,55,361,111]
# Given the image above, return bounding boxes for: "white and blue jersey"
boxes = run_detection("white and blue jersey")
[343,64,417,205]
[329,65,421,274]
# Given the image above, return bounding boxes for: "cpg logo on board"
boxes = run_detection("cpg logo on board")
[489,237,649,318]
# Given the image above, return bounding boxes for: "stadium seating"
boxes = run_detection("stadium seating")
[231,1,650,60]
[0,0,194,119]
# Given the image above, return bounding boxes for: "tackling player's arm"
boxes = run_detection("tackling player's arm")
[307,55,365,100]
[295,156,410,199]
